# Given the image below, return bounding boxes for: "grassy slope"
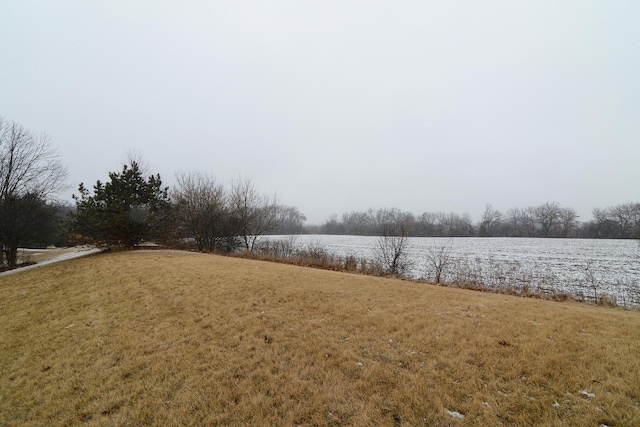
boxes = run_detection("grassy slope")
[1,250,639,426]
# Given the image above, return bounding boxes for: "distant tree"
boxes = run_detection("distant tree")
[69,161,170,247]
[342,210,374,235]
[478,204,503,237]
[609,203,640,238]
[520,207,537,237]
[504,208,525,237]
[321,209,478,237]
[274,205,307,234]
[321,214,346,235]
[415,212,438,237]
[442,212,475,237]
[0,118,67,268]
[530,202,562,238]
[374,208,415,236]
[586,203,640,239]
[591,208,616,238]
[558,207,579,238]
[230,177,281,252]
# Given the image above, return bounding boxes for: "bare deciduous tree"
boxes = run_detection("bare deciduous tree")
[478,204,503,237]
[558,207,579,238]
[230,177,281,252]
[592,203,640,239]
[375,222,412,275]
[275,205,307,234]
[0,118,67,267]
[425,240,453,284]
[505,207,525,237]
[174,172,227,252]
[530,202,562,237]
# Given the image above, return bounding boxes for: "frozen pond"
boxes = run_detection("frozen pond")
[264,235,640,307]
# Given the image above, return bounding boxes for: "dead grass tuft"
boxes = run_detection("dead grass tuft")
[1,250,639,426]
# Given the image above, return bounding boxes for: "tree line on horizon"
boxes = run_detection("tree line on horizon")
[1,117,638,268]
[307,202,640,239]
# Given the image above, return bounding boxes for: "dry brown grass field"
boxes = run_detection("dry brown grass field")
[1,250,639,426]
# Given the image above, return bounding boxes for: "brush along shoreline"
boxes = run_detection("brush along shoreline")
[230,246,636,309]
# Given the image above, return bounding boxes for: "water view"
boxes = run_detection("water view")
[265,235,640,307]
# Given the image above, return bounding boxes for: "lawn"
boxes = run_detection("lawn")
[1,250,638,426]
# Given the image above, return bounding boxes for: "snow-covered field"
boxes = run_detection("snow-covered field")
[265,235,640,307]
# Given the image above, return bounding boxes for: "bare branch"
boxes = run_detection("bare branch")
[0,117,68,199]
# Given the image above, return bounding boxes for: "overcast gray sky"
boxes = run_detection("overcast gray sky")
[2,1,638,224]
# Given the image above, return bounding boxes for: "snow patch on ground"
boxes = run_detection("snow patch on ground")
[580,390,596,399]
[445,409,465,419]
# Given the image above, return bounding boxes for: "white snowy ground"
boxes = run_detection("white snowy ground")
[0,246,103,277]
